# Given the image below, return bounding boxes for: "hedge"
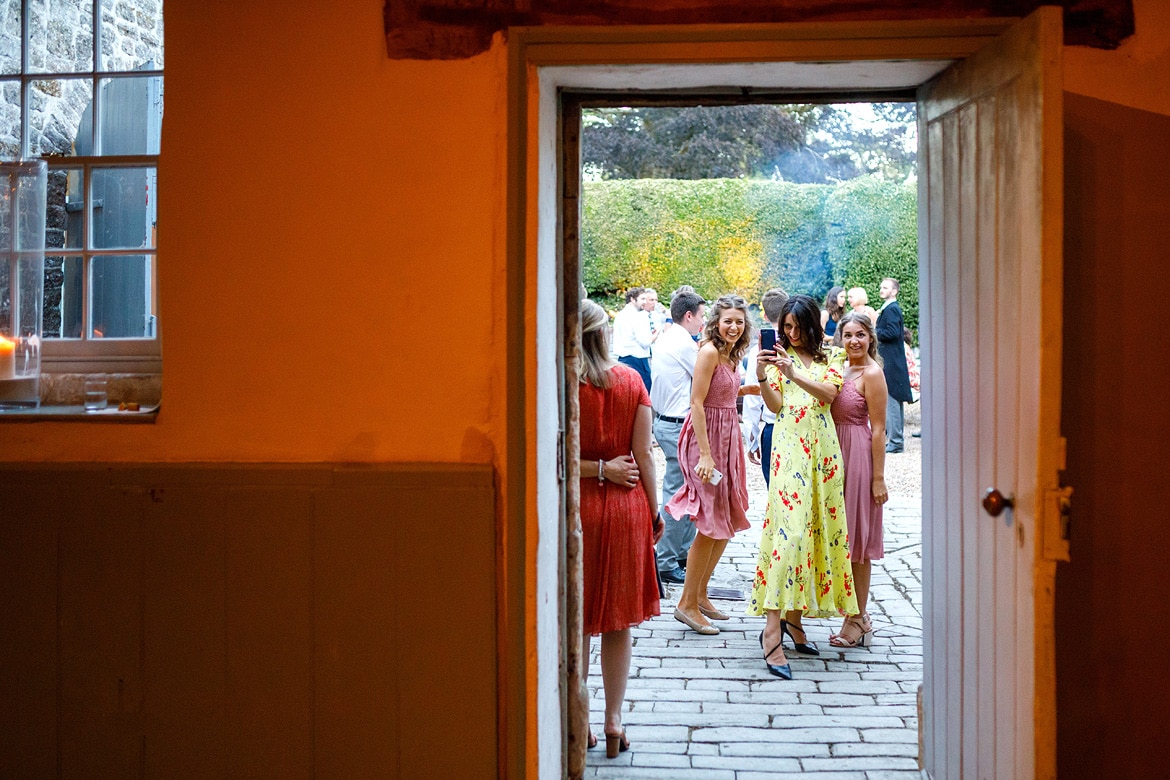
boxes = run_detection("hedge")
[581,175,918,335]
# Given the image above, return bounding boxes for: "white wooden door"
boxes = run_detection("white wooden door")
[918,8,1067,779]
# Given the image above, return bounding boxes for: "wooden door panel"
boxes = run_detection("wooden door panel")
[918,7,1062,778]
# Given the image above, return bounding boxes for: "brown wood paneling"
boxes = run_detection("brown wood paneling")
[314,486,400,778]
[58,487,146,777]
[0,488,60,777]
[385,0,1135,59]
[1059,93,1170,780]
[0,464,496,780]
[224,488,315,777]
[142,487,229,778]
[391,481,497,778]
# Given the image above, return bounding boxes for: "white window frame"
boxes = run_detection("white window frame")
[4,0,163,374]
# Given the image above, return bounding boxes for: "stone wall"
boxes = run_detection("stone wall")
[1,0,163,157]
[1,0,163,339]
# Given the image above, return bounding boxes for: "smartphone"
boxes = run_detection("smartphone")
[760,328,778,352]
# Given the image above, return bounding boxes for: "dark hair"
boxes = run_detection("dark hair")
[624,286,645,304]
[903,327,914,347]
[824,285,846,321]
[701,294,754,366]
[761,287,789,325]
[670,290,704,323]
[779,294,827,363]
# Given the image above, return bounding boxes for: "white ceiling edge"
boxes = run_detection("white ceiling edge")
[540,60,954,92]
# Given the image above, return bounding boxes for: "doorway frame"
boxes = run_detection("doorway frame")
[503,19,1029,779]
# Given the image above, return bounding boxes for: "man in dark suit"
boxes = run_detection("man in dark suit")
[876,277,914,453]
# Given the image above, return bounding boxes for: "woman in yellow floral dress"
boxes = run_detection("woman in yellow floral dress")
[749,294,859,679]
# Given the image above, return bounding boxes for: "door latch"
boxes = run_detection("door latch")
[1042,486,1073,561]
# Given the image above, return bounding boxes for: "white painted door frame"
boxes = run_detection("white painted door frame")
[504,17,1062,778]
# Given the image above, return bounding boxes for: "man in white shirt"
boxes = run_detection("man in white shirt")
[650,290,705,584]
[642,287,667,335]
[741,287,789,486]
[611,286,655,391]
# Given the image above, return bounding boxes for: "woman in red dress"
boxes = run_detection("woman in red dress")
[578,299,663,758]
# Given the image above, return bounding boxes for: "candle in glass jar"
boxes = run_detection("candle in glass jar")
[0,336,14,380]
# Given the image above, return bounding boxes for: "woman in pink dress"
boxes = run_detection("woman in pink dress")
[578,299,663,757]
[665,294,753,635]
[829,311,890,647]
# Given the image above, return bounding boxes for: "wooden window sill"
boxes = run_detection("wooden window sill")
[0,405,159,422]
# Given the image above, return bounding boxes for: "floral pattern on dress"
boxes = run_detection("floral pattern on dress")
[748,347,859,618]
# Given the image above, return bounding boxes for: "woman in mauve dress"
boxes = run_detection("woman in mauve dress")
[665,294,754,636]
[829,311,890,648]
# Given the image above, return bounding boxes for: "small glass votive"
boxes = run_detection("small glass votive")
[84,378,108,412]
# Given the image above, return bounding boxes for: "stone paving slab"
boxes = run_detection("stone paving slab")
[584,450,924,776]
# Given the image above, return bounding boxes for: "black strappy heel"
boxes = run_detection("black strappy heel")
[759,630,793,680]
[781,618,820,657]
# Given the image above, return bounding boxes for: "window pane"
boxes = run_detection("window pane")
[29,0,95,74]
[43,254,83,338]
[0,3,20,75]
[0,79,19,157]
[0,252,9,333]
[0,250,44,337]
[29,77,92,156]
[95,74,161,155]
[99,0,163,72]
[46,167,84,251]
[91,166,155,249]
[90,254,154,338]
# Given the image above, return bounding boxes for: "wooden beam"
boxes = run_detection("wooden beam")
[385,1,1135,59]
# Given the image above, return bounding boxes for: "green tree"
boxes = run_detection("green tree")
[582,103,916,184]
[583,105,816,180]
[824,175,919,335]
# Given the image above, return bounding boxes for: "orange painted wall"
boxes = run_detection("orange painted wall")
[0,0,508,464]
[0,0,1166,774]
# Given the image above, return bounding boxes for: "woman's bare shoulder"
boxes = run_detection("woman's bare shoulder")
[863,362,887,385]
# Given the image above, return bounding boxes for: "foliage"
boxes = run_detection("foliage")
[582,103,916,184]
[582,105,817,180]
[792,104,918,184]
[581,176,918,332]
[582,179,831,306]
[824,176,919,336]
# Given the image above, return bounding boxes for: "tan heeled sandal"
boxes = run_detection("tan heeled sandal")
[604,730,629,758]
[829,614,874,648]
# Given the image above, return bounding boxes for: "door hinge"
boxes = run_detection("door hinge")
[1042,485,1073,561]
[557,427,565,484]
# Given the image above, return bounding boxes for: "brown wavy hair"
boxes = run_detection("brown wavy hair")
[701,294,754,366]
[824,285,846,322]
[836,311,882,366]
[779,295,828,363]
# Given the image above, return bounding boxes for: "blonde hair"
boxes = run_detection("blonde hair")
[579,299,616,388]
[848,286,869,307]
[701,294,754,367]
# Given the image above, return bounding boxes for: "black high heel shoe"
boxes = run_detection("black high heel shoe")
[780,618,820,657]
[758,630,793,680]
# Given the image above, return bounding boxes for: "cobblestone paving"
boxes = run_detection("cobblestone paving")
[585,450,923,778]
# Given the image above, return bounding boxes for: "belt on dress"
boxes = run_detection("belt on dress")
[654,412,685,424]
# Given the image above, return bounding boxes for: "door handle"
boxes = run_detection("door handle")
[982,487,1013,517]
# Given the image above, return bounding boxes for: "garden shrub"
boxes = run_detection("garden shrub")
[824,175,919,336]
[582,175,918,335]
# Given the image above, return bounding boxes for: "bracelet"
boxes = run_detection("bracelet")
[598,459,605,483]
